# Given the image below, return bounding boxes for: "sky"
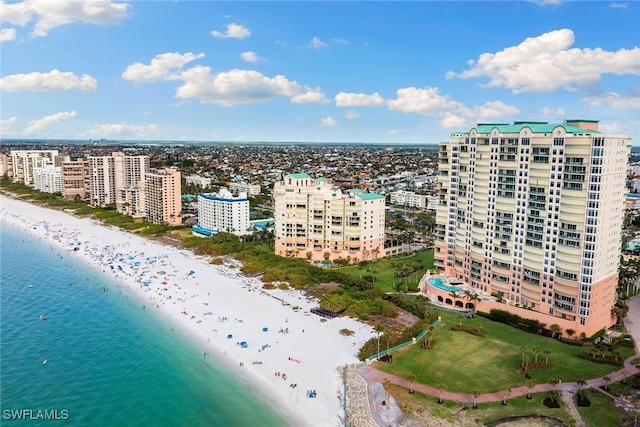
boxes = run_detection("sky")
[0,0,639,144]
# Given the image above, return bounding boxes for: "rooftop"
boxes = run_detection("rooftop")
[459,120,601,136]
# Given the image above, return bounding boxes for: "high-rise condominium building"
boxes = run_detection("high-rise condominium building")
[274,173,385,262]
[197,188,250,236]
[62,159,88,200]
[33,166,63,194]
[9,150,59,186]
[87,152,149,207]
[434,120,631,336]
[145,168,181,226]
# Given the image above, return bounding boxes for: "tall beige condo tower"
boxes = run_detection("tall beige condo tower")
[274,173,385,262]
[145,168,182,226]
[434,120,631,337]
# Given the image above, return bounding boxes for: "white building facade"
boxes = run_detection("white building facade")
[389,190,427,209]
[229,182,261,196]
[273,173,385,262]
[197,188,250,236]
[33,166,63,194]
[434,119,631,337]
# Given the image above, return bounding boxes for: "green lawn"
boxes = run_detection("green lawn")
[376,311,625,394]
[338,249,434,293]
[386,383,573,426]
[576,390,630,427]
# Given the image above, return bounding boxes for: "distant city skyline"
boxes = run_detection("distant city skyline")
[1,1,638,143]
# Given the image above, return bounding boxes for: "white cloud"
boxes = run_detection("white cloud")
[542,106,567,116]
[440,113,469,128]
[599,120,638,137]
[609,2,629,8]
[344,110,359,119]
[387,87,464,115]
[24,111,76,134]
[320,116,337,126]
[83,122,163,138]
[175,66,326,106]
[0,0,129,37]
[309,37,327,49]
[211,23,250,39]
[291,88,328,104]
[335,92,385,107]
[0,27,16,41]
[0,69,98,92]
[240,51,261,62]
[122,52,204,82]
[0,116,18,134]
[582,92,640,110]
[446,28,640,93]
[332,38,348,45]
[472,100,520,121]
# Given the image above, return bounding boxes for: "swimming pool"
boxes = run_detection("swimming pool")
[428,278,464,293]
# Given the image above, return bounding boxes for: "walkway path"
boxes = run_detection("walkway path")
[356,294,640,425]
[357,355,639,406]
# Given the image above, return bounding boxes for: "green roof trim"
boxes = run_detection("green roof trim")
[356,192,384,200]
[290,173,310,179]
[468,122,599,135]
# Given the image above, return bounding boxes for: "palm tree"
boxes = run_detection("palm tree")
[406,374,416,394]
[437,383,446,404]
[576,379,587,399]
[549,324,562,339]
[525,380,535,400]
[602,375,611,391]
[532,346,541,364]
[519,345,528,365]
[502,388,511,405]
[374,323,384,359]
[448,290,459,306]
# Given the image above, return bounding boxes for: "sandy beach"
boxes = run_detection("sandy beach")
[0,195,375,427]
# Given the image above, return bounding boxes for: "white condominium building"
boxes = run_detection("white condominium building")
[145,168,181,226]
[274,173,385,262]
[197,188,250,236]
[33,165,63,194]
[434,120,631,336]
[185,174,213,189]
[389,190,428,209]
[9,150,59,186]
[229,182,261,196]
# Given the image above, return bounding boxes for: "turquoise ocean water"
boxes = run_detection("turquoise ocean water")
[0,224,288,426]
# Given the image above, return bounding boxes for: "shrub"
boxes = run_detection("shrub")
[450,325,484,337]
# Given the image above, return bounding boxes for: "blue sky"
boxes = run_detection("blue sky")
[1,0,638,143]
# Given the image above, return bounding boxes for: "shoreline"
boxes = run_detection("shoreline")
[0,195,376,427]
